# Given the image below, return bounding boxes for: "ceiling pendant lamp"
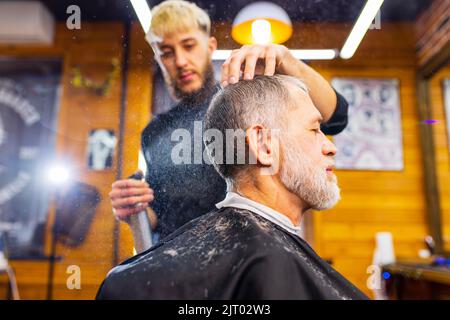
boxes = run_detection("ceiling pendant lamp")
[231,1,293,45]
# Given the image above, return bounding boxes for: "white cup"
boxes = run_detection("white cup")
[373,232,396,266]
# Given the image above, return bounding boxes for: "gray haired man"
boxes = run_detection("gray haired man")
[97,75,368,300]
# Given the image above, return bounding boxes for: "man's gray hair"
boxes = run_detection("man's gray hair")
[203,75,308,188]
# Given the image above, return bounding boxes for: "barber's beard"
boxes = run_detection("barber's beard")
[168,62,216,106]
[279,136,340,211]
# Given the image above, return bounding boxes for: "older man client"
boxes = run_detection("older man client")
[96,75,368,300]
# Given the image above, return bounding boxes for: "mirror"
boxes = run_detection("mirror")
[1,0,449,300]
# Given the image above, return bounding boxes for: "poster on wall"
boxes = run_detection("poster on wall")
[87,129,117,170]
[331,78,404,171]
[443,79,450,150]
[0,59,61,258]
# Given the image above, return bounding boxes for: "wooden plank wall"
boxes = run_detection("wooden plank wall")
[429,63,450,253]
[50,23,125,300]
[415,0,450,67]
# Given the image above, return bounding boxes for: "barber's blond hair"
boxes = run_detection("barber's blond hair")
[149,0,211,41]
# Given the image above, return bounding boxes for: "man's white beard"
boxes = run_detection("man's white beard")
[279,137,340,211]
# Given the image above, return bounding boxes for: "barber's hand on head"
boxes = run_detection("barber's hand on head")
[109,172,154,221]
[221,44,296,87]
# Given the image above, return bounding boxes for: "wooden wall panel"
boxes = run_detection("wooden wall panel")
[415,0,450,67]
[429,64,450,252]
[49,22,124,300]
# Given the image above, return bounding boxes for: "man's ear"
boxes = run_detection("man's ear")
[208,36,217,54]
[246,125,278,167]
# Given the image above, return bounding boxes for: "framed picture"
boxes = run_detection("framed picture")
[87,129,117,170]
[331,78,404,171]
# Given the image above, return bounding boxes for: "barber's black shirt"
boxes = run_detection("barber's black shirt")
[141,85,348,239]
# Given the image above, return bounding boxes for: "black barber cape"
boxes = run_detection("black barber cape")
[97,207,368,300]
[141,85,349,239]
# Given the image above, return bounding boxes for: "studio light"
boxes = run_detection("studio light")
[46,163,70,185]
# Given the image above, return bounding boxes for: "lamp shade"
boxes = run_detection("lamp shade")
[232,2,292,45]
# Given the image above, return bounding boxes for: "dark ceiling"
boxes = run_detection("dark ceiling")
[2,0,432,23]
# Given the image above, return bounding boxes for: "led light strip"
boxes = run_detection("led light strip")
[212,49,337,61]
[340,0,384,59]
[130,0,152,33]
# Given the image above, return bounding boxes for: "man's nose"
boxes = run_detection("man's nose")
[322,137,337,156]
[175,50,188,68]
